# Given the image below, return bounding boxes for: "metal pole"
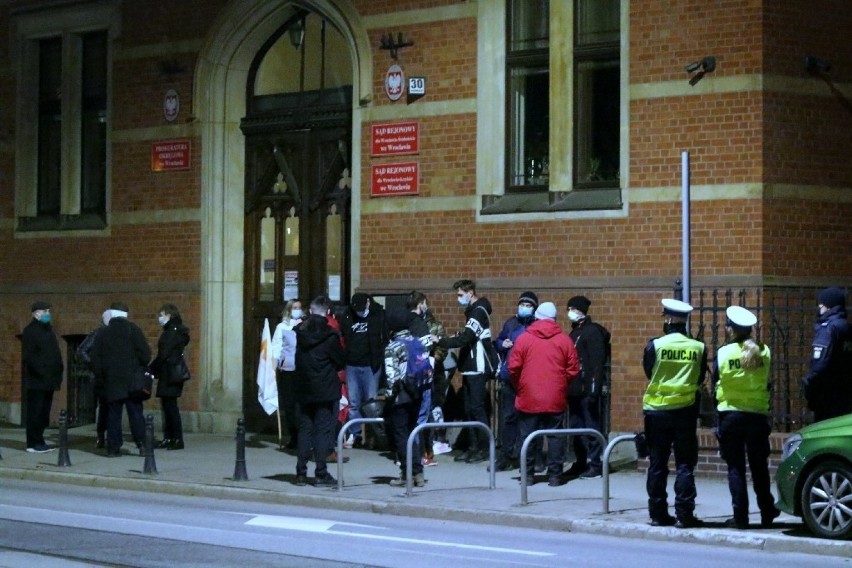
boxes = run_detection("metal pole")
[233,418,248,481]
[336,417,385,491]
[682,150,691,304]
[142,414,158,474]
[602,434,638,513]
[57,409,71,467]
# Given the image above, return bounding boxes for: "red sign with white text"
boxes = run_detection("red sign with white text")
[151,139,190,171]
[371,122,419,156]
[371,162,419,197]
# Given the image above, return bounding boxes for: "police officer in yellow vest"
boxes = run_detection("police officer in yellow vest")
[642,299,707,528]
[713,305,781,529]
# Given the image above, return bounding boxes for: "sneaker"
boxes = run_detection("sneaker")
[649,514,676,527]
[343,434,354,449]
[579,467,602,479]
[675,515,704,529]
[422,456,438,467]
[295,475,308,487]
[389,477,407,487]
[26,444,55,453]
[564,462,586,478]
[155,439,172,449]
[314,473,337,487]
[432,441,452,455]
[413,473,426,487]
[166,439,185,451]
[454,449,473,462]
[488,457,517,472]
[548,475,563,487]
[533,453,546,473]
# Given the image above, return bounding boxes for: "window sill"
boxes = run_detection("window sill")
[480,188,622,215]
[17,213,107,233]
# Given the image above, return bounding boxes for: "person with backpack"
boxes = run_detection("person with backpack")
[436,279,498,464]
[384,307,434,487]
[565,295,611,479]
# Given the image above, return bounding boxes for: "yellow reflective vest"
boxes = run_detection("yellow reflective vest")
[643,333,705,411]
[715,342,771,414]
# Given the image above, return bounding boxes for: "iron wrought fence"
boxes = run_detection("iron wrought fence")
[675,280,838,433]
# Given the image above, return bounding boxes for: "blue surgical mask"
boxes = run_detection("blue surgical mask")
[518,306,533,318]
[39,313,52,324]
[457,296,471,307]
[290,309,304,320]
[158,315,170,327]
[356,309,369,318]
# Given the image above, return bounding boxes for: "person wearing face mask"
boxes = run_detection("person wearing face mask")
[436,279,498,464]
[150,303,191,450]
[491,291,539,471]
[271,299,305,448]
[801,287,852,422]
[565,295,611,480]
[21,301,64,453]
[339,292,389,446]
[641,299,707,529]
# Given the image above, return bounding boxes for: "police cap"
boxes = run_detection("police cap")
[726,305,756,328]
[661,298,693,318]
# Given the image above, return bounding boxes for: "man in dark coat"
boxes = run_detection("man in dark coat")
[22,300,63,452]
[91,302,151,457]
[294,296,346,487]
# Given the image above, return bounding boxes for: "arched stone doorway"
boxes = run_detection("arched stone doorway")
[193,0,371,433]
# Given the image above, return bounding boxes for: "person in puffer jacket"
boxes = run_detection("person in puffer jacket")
[508,302,580,487]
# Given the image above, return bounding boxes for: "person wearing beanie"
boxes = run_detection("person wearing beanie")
[21,301,63,453]
[90,302,151,457]
[713,306,780,529]
[642,299,708,529]
[802,287,852,422]
[508,301,580,487]
[491,291,540,471]
[565,295,611,479]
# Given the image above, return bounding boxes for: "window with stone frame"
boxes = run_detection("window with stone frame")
[14,4,116,233]
[504,0,620,197]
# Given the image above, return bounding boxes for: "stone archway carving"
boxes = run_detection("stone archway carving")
[192,0,371,432]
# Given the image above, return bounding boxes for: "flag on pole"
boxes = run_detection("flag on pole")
[257,318,279,415]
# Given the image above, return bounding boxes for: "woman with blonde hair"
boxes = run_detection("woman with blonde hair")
[271,299,304,448]
[713,305,780,529]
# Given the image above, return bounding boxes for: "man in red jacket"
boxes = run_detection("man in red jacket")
[508,302,581,486]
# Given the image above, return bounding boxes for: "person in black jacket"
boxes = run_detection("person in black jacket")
[294,296,346,487]
[436,279,497,464]
[21,301,63,453]
[151,303,190,450]
[338,292,389,445]
[91,302,152,457]
[566,296,611,479]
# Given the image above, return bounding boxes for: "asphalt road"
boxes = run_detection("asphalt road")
[1,479,850,568]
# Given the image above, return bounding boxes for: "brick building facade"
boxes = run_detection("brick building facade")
[0,1,850,472]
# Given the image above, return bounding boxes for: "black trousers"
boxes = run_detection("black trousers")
[96,395,109,440]
[389,401,423,477]
[498,382,519,460]
[25,389,54,448]
[107,398,145,451]
[278,370,300,442]
[296,401,336,477]
[160,396,183,440]
[717,411,775,522]
[644,407,698,520]
[517,410,565,478]
[462,374,489,449]
[568,395,603,469]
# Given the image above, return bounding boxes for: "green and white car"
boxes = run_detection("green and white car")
[775,414,852,539]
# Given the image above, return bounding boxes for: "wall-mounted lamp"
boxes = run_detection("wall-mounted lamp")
[379,32,413,60]
[804,55,831,74]
[684,56,716,86]
[288,17,305,50]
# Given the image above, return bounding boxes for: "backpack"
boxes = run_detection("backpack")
[400,335,434,398]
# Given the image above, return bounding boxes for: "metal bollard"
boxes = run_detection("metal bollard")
[233,418,249,481]
[143,414,158,474]
[57,409,71,467]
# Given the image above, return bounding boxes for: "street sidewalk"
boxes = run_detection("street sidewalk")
[1,424,850,558]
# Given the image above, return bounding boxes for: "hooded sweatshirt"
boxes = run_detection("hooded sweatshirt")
[294,314,345,404]
[508,319,580,414]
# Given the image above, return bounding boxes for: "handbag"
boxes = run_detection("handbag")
[170,356,192,383]
[130,367,155,401]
